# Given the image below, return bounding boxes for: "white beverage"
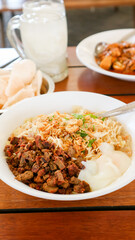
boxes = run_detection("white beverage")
[7,1,68,82]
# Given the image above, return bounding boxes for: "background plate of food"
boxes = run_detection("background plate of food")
[76,29,135,81]
[0,91,135,201]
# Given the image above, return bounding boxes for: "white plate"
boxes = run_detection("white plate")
[0,91,135,201]
[76,29,135,82]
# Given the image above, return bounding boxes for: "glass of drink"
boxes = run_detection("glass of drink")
[7,0,68,83]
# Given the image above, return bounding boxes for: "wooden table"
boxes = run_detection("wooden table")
[1,47,135,240]
[65,0,135,8]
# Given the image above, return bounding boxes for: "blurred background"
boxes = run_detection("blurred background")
[0,1,134,47]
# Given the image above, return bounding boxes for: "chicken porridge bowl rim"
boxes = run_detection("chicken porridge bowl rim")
[0,91,135,201]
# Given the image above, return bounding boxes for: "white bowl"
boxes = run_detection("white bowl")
[0,70,55,114]
[41,72,55,93]
[0,91,135,201]
[76,29,135,82]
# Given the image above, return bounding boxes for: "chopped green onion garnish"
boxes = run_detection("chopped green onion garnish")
[93,125,95,131]
[88,139,96,147]
[85,114,98,119]
[72,113,86,124]
[76,130,88,138]
[82,118,86,124]
[102,117,106,121]
[72,113,84,119]
[81,150,86,154]
[48,115,54,121]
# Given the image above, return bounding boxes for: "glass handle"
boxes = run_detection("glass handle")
[7,15,25,59]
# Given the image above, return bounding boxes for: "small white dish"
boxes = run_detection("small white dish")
[0,70,55,114]
[42,71,55,94]
[0,91,135,201]
[76,29,135,82]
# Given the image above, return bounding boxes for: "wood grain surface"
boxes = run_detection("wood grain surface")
[0,0,135,12]
[55,68,135,94]
[1,211,135,240]
[0,47,135,211]
[0,179,135,210]
[65,0,135,9]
